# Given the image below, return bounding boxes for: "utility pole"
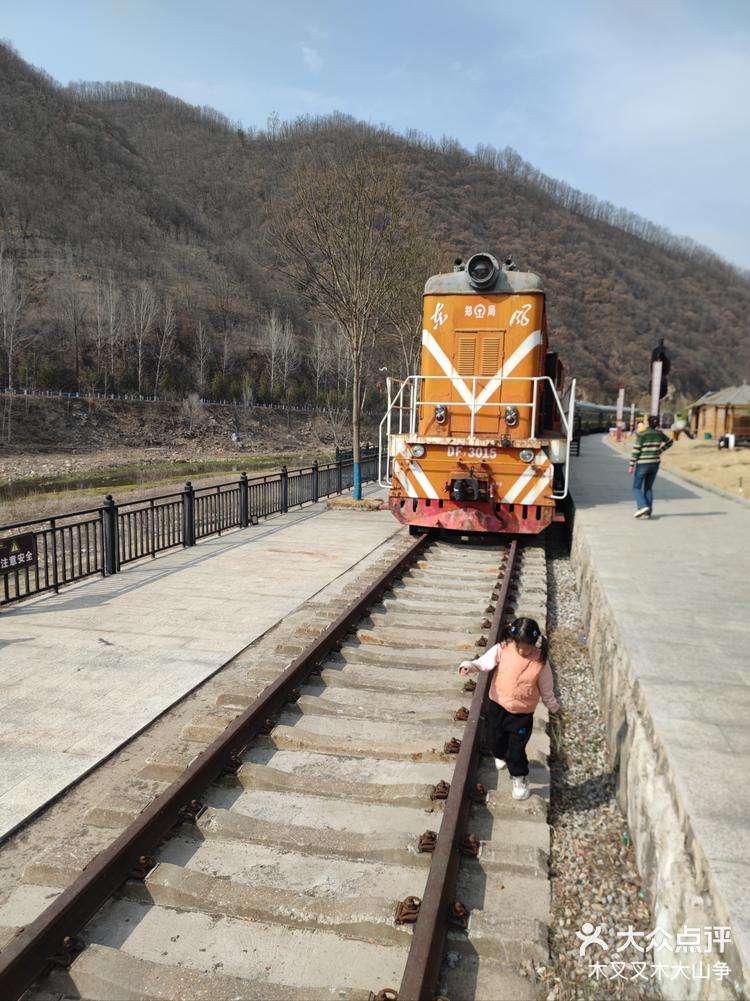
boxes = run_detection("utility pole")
[650,339,670,421]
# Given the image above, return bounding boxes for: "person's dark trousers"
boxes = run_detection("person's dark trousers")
[633,461,660,511]
[485,700,534,777]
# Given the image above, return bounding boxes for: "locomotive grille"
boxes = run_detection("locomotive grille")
[481,337,501,375]
[457,337,476,375]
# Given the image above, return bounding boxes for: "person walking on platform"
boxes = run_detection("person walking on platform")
[628,415,673,518]
[457,617,561,801]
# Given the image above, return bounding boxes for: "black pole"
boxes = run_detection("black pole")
[312,460,319,504]
[183,481,195,546]
[102,495,118,575]
[239,473,249,528]
[280,465,289,514]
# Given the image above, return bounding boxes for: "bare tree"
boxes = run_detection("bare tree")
[218,324,237,380]
[193,320,211,393]
[128,282,157,394]
[310,323,330,399]
[274,149,423,498]
[385,235,445,378]
[93,281,105,385]
[153,297,177,395]
[279,316,299,394]
[241,372,254,409]
[181,392,205,432]
[211,270,236,332]
[55,266,88,391]
[261,309,284,394]
[0,244,27,390]
[101,272,122,394]
[333,328,352,398]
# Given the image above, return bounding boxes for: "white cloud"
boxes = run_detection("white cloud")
[301,45,322,72]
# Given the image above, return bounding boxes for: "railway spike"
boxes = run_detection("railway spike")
[394,895,422,924]
[53,935,85,967]
[430,779,450,800]
[221,751,243,776]
[469,782,488,804]
[461,833,481,858]
[418,830,438,853]
[179,799,205,823]
[448,900,470,930]
[128,854,156,880]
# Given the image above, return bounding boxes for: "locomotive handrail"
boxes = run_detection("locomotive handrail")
[378,373,576,497]
[552,378,576,500]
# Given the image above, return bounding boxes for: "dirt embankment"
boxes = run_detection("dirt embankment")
[0,396,363,461]
[0,396,379,524]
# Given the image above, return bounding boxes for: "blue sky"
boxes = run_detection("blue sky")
[2,0,749,268]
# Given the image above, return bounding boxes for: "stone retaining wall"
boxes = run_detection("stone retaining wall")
[571,517,747,1001]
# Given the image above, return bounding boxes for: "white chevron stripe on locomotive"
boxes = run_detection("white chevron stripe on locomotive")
[518,469,551,505]
[398,442,439,499]
[392,455,417,497]
[421,328,543,413]
[476,330,543,406]
[420,330,474,406]
[501,466,535,502]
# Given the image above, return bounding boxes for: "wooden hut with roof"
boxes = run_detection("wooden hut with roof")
[689,385,750,439]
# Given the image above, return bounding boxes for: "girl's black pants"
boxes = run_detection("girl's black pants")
[485,700,534,777]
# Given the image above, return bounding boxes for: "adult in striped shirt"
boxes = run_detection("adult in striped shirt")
[628,415,673,518]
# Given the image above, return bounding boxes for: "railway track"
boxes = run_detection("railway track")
[0,535,551,1001]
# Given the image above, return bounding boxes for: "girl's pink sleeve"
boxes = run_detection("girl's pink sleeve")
[538,663,561,712]
[467,643,501,672]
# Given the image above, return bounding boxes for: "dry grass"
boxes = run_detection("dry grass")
[612,433,750,497]
[326,497,384,511]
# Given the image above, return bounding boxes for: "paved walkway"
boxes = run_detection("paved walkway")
[571,436,750,989]
[0,490,402,841]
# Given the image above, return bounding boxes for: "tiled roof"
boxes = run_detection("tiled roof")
[694,385,750,406]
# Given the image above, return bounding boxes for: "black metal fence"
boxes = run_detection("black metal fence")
[0,448,378,607]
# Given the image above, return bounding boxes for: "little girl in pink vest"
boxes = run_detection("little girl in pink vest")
[458,616,561,801]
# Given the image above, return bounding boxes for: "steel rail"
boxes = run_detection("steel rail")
[397,539,519,1001]
[0,532,430,1001]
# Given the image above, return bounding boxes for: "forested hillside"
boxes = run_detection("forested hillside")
[1,40,748,409]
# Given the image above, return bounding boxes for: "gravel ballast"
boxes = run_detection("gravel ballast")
[537,535,659,1001]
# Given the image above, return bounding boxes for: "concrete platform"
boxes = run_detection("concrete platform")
[0,489,402,842]
[570,436,750,999]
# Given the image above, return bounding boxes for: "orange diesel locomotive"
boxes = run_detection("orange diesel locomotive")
[379,253,575,534]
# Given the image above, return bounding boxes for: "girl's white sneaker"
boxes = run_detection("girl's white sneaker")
[511,776,530,800]
[494,758,507,771]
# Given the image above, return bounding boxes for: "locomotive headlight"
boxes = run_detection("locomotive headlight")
[411,444,426,458]
[466,253,499,290]
[519,449,534,463]
[505,406,519,427]
[434,404,447,425]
